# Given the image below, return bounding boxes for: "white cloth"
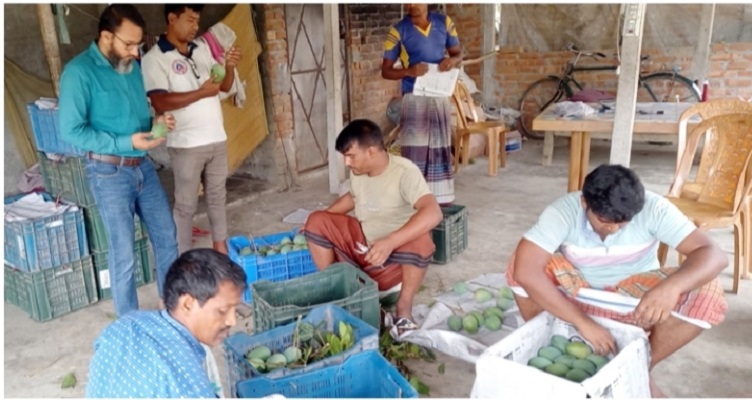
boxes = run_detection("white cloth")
[208,22,247,108]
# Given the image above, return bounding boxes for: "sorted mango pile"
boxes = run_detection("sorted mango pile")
[243,320,354,373]
[527,335,611,383]
[238,234,308,257]
[446,285,516,334]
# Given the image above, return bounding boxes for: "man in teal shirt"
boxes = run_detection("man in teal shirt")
[59,4,178,317]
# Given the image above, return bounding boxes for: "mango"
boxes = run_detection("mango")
[586,354,609,371]
[544,362,570,377]
[266,249,278,256]
[538,345,563,362]
[483,307,504,320]
[248,358,266,372]
[151,121,168,139]
[246,346,271,361]
[462,315,479,334]
[527,357,552,370]
[292,244,307,251]
[239,247,253,256]
[293,234,307,245]
[283,346,302,363]
[447,315,463,332]
[551,334,569,353]
[453,282,468,295]
[211,64,226,83]
[496,297,515,311]
[280,237,293,245]
[565,368,591,383]
[265,354,288,370]
[280,245,294,254]
[498,286,515,300]
[474,288,493,303]
[572,359,597,376]
[468,310,484,326]
[484,315,502,331]
[553,354,576,368]
[566,342,593,359]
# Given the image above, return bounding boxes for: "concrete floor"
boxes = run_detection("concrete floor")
[5,139,752,398]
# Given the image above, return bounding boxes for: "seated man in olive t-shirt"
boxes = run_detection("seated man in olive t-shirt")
[303,119,443,333]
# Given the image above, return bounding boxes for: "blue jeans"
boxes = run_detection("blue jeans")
[85,157,178,317]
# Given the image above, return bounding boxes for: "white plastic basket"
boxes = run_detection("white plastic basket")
[470,312,651,398]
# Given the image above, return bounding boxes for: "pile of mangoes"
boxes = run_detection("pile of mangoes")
[238,234,308,257]
[527,335,611,382]
[244,321,354,373]
[445,286,516,334]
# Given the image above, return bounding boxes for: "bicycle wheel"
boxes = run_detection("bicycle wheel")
[638,72,700,103]
[518,77,566,140]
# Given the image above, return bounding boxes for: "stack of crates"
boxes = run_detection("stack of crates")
[28,102,155,301]
[4,192,98,322]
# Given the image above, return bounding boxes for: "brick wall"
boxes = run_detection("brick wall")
[446,4,483,83]
[346,5,403,131]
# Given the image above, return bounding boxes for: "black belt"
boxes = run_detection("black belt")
[86,152,144,167]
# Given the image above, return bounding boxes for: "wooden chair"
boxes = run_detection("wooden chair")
[658,114,752,294]
[451,81,507,176]
[669,100,752,280]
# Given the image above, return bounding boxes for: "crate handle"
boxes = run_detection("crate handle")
[45,219,64,228]
[54,268,73,278]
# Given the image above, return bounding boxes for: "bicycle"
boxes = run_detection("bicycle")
[518,43,701,140]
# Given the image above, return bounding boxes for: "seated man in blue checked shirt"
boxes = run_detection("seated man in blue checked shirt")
[86,249,246,398]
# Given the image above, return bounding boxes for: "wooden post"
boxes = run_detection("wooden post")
[481,4,497,106]
[36,4,62,97]
[324,4,346,194]
[610,3,647,167]
[689,4,715,84]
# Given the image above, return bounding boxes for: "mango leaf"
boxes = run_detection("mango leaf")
[438,362,445,374]
[409,377,430,395]
[61,372,77,389]
[327,333,343,355]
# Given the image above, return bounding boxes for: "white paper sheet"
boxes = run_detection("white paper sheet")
[413,63,460,98]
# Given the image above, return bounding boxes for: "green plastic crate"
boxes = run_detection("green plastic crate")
[251,262,380,333]
[92,238,154,300]
[82,206,147,253]
[431,204,468,264]
[4,263,19,305]
[4,256,98,322]
[37,151,96,207]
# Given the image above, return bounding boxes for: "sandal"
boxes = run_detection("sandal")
[393,317,419,335]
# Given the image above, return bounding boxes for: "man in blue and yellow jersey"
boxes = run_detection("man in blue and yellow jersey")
[381,4,462,205]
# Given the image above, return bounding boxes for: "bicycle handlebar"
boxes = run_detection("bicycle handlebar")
[566,43,607,60]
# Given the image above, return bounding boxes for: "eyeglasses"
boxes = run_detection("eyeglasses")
[113,33,144,52]
[184,57,200,80]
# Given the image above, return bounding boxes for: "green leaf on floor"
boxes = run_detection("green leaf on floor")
[409,377,430,395]
[438,362,445,375]
[61,372,76,389]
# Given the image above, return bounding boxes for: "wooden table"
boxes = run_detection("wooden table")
[533,102,698,192]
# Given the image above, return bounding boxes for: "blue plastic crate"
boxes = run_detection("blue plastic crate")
[224,304,379,397]
[4,192,90,272]
[27,103,86,157]
[227,228,317,303]
[236,350,418,398]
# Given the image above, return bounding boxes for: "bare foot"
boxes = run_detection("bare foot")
[650,379,666,398]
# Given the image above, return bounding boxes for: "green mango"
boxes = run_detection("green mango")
[566,342,593,359]
[293,234,307,245]
[447,315,463,332]
[527,356,553,370]
[151,122,168,139]
[565,368,591,383]
[544,362,570,377]
[246,346,272,361]
[211,64,226,83]
[538,346,563,361]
